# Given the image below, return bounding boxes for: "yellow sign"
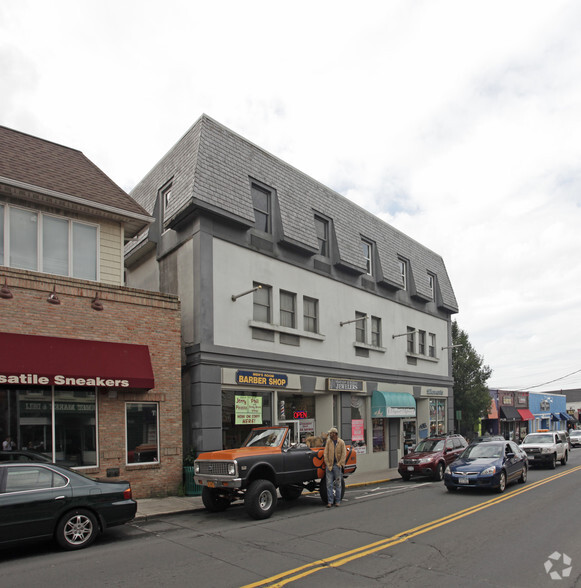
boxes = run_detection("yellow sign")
[235,396,263,425]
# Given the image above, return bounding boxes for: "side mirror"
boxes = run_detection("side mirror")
[506,452,515,459]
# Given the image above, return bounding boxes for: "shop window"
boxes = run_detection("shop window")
[351,396,367,453]
[126,402,159,464]
[2,387,97,467]
[280,290,296,328]
[372,418,386,452]
[303,296,319,333]
[222,390,272,449]
[429,399,446,436]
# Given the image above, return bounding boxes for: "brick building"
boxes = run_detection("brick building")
[0,126,182,497]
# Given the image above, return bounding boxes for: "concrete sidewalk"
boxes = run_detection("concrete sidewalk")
[135,467,401,521]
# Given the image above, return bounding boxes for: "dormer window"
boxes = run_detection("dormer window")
[428,273,435,299]
[399,258,408,290]
[361,239,373,275]
[160,182,173,229]
[314,215,329,257]
[251,183,271,234]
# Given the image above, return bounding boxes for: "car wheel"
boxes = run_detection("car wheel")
[433,462,444,481]
[550,454,557,469]
[245,480,277,520]
[400,473,411,481]
[496,471,506,493]
[518,465,527,484]
[561,451,568,465]
[202,487,231,512]
[56,509,99,550]
[280,484,303,501]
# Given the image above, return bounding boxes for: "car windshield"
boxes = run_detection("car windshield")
[463,443,503,459]
[523,434,553,444]
[243,428,286,448]
[415,439,445,452]
[570,431,581,436]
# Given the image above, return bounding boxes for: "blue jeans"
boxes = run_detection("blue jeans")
[326,464,342,505]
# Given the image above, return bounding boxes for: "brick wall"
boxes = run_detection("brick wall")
[0,267,182,498]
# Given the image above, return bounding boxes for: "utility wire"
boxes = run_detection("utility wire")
[498,368,581,392]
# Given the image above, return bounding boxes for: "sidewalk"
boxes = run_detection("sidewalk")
[135,467,400,521]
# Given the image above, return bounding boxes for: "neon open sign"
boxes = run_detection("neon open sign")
[293,411,308,419]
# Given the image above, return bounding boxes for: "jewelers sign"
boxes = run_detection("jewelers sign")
[235,396,263,425]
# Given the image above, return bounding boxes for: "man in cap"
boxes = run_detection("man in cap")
[323,427,346,507]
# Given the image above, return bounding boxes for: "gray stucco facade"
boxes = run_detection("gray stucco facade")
[125,114,459,472]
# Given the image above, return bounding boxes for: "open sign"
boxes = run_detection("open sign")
[293,411,308,419]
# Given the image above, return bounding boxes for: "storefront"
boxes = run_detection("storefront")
[528,391,568,433]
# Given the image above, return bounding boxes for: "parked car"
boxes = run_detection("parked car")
[398,434,468,481]
[520,431,568,468]
[444,440,527,493]
[0,462,137,550]
[557,430,571,450]
[569,430,581,448]
[471,435,505,443]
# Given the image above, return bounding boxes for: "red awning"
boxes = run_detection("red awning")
[0,332,154,389]
[517,409,534,421]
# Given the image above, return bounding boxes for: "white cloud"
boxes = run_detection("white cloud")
[1,0,581,391]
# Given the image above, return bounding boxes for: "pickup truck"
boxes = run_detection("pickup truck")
[520,431,568,468]
[194,426,357,519]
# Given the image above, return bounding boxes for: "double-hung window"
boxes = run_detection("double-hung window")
[251,183,271,233]
[429,333,436,357]
[280,290,296,328]
[303,296,319,333]
[160,182,173,230]
[399,259,408,290]
[418,330,426,355]
[428,273,435,299]
[361,239,373,275]
[314,215,329,257]
[253,282,271,323]
[406,327,416,354]
[371,316,382,347]
[356,312,367,343]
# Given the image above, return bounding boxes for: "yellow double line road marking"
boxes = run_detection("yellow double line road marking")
[243,465,581,588]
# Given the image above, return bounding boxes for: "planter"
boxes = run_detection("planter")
[183,466,203,496]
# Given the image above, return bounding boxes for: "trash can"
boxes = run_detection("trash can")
[184,466,203,496]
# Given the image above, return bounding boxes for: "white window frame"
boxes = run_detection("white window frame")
[399,259,408,290]
[361,239,373,275]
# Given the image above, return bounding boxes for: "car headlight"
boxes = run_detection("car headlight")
[228,462,236,476]
[445,466,451,474]
[480,466,496,476]
[194,463,200,474]
[418,457,433,464]
[541,447,552,454]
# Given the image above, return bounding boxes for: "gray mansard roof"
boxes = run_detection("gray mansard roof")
[130,114,458,313]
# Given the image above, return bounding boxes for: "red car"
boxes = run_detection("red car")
[398,434,468,481]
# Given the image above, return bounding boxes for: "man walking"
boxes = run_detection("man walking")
[324,427,346,507]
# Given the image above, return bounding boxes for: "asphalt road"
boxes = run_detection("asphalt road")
[2,450,581,588]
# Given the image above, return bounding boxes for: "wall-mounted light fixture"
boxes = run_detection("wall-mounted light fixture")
[231,285,261,301]
[0,279,13,300]
[442,344,463,350]
[91,292,104,311]
[393,329,417,339]
[47,286,61,305]
[340,315,368,327]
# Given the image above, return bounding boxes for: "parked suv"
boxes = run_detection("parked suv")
[520,431,568,469]
[398,434,468,481]
[569,429,581,448]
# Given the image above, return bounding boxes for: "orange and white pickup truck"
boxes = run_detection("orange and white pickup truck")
[194,426,357,519]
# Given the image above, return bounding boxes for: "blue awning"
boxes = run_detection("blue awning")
[372,391,416,418]
[551,413,562,421]
[561,412,573,421]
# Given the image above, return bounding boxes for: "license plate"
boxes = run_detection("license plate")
[407,466,414,471]
[207,481,215,488]
[458,477,469,484]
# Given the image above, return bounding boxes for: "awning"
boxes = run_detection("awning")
[551,413,562,421]
[517,409,534,421]
[561,412,573,421]
[499,406,521,421]
[0,332,154,389]
[487,401,499,419]
[372,390,416,418]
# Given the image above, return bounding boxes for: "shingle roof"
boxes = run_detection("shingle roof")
[0,126,151,233]
[131,114,458,312]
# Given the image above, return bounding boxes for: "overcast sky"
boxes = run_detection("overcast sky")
[2,1,580,392]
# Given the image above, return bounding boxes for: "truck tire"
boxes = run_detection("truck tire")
[245,480,277,519]
[319,478,345,505]
[202,487,231,512]
[280,484,303,501]
[550,454,557,469]
[561,451,568,465]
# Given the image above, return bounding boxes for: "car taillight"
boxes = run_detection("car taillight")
[123,487,132,500]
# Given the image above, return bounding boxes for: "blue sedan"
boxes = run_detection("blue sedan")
[444,440,528,493]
